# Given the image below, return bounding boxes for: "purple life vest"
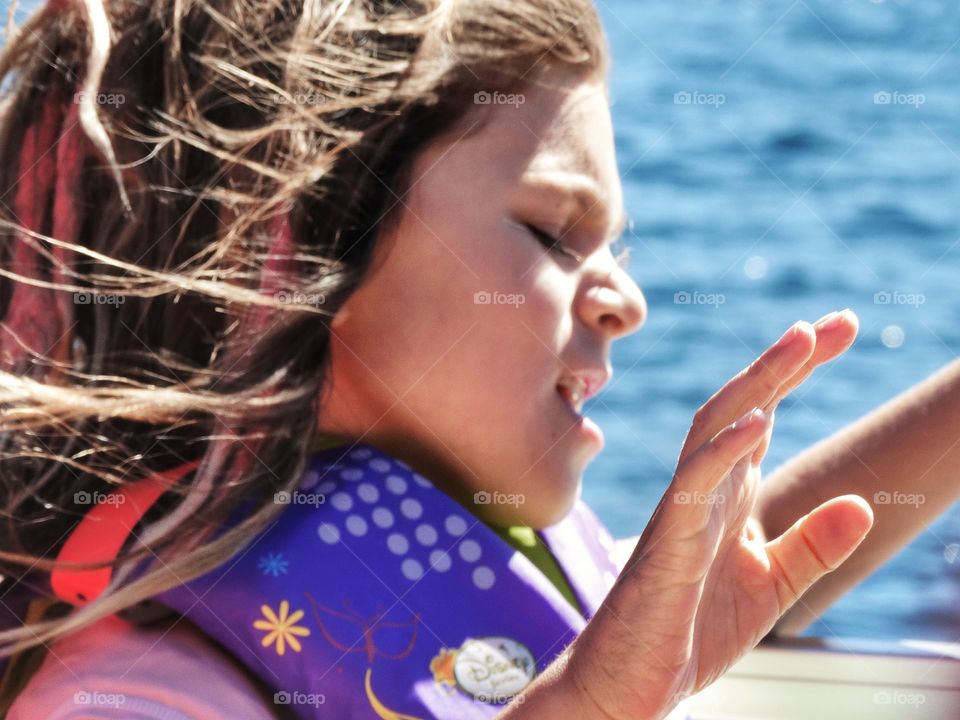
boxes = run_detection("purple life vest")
[150,443,621,719]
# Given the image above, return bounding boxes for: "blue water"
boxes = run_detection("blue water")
[586,0,960,642]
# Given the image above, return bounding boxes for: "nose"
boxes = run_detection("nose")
[577,265,647,339]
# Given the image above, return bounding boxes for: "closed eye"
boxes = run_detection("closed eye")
[524,224,583,263]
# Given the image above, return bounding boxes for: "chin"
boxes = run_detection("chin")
[494,475,582,529]
[529,498,579,528]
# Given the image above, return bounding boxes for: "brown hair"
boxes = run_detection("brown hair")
[0,0,608,662]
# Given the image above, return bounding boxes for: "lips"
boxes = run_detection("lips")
[555,367,611,415]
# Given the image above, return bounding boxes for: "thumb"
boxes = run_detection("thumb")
[764,494,874,610]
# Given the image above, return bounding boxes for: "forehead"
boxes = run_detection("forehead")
[432,74,623,219]
[519,79,614,177]
[499,77,619,199]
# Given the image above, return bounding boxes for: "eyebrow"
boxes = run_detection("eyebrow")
[522,173,628,243]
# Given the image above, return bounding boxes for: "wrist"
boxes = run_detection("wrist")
[500,636,668,720]
[495,646,608,720]
[560,620,688,720]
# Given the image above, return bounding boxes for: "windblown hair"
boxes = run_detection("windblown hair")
[0,0,607,666]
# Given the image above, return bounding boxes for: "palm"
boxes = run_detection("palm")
[570,314,875,720]
[632,456,777,698]
[687,462,779,690]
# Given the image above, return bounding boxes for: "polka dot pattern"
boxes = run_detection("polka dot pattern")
[357,483,379,504]
[385,475,407,495]
[316,481,336,496]
[387,533,408,555]
[429,549,451,572]
[306,445,499,591]
[371,507,394,529]
[369,458,391,473]
[445,515,467,537]
[345,515,368,537]
[317,522,340,544]
[330,493,353,512]
[458,539,481,563]
[160,437,628,700]
[473,566,495,590]
[400,498,422,520]
[401,558,423,581]
[415,524,437,546]
[411,473,432,488]
[299,470,320,491]
[165,434,644,717]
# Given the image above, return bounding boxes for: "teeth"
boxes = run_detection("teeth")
[558,379,586,413]
[569,385,584,411]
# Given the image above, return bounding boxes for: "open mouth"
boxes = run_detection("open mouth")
[554,371,607,449]
[556,378,586,415]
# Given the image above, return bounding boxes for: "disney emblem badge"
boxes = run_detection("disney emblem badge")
[430,636,536,704]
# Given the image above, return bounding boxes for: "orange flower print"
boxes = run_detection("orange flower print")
[254,599,311,656]
[429,648,457,687]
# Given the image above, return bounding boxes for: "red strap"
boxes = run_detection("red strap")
[51,461,200,606]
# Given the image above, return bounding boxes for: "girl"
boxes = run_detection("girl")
[1,0,958,717]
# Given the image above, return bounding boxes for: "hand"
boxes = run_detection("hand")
[563,310,874,720]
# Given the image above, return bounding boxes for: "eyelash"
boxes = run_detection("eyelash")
[523,223,632,270]
[524,224,583,263]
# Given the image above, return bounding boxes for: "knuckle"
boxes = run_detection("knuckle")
[749,363,779,398]
[690,405,711,433]
[800,526,833,573]
[768,551,800,605]
[744,358,764,379]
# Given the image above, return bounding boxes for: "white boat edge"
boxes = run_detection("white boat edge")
[612,537,960,719]
[670,635,960,719]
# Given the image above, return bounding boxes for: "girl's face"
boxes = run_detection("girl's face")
[318,71,647,528]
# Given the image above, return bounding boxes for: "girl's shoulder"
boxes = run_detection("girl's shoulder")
[9,609,279,719]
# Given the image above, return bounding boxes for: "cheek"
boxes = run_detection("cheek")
[343,207,573,426]
[479,264,568,359]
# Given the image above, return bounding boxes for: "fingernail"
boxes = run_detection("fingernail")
[733,407,766,430]
[815,310,847,331]
[772,321,802,350]
[813,311,839,328]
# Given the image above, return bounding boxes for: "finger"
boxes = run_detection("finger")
[679,322,816,465]
[628,408,769,572]
[751,410,776,465]
[764,494,874,611]
[751,312,858,464]
[763,309,859,414]
[674,407,770,500]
